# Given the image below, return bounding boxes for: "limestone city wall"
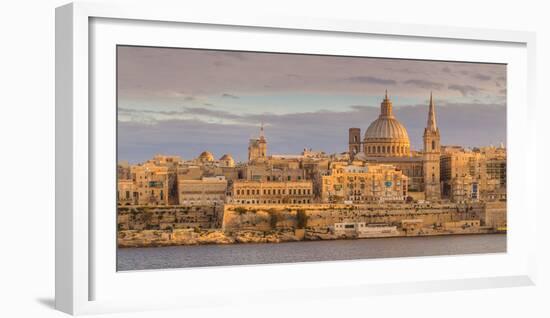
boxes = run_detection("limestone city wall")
[221,202,495,231]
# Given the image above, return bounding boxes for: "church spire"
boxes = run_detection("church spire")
[426,92,437,131]
[259,122,265,140]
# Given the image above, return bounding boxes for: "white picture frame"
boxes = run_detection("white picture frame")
[55,1,537,315]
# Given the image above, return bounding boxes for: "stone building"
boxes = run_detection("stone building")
[440,145,506,202]
[320,162,408,203]
[229,180,314,204]
[347,91,441,200]
[117,179,137,205]
[178,176,228,206]
[128,163,175,205]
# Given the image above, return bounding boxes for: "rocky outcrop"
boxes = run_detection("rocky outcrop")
[118,229,300,248]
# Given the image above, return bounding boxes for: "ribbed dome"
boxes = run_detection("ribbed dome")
[364,117,409,142]
[362,92,411,157]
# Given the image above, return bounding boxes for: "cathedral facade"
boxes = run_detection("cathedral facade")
[349,91,441,200]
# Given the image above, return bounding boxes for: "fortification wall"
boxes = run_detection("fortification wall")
[117,205,224,231]
[481,201,507,229]
[222,203,490,231]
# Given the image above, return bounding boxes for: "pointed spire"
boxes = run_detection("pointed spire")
[427,92,437,131]
[385,89,388,100]
[259,122,265,140]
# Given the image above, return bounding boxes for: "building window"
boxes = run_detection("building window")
[432,140,436,150]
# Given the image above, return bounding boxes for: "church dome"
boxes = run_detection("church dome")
[219,154,235,167]
[363,91,411,157]
[219,154,233,161]
[364,117,409,141]
[198,151,214,162]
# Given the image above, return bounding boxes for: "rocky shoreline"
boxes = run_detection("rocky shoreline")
[117,229,305,248]
[117,227,499,248]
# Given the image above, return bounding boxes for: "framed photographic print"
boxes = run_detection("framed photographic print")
[56,1,537,315]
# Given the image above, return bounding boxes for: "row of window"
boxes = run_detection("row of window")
[265,175,302,181]
[366,144,409,154]
[235,188,312,196]
[234,199,312,204]
[117,190,164,200]
[180,195,225,200]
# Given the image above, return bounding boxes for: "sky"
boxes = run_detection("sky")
[117,46,506,163]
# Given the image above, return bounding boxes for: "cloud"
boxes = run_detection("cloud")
[118,106,244,122]
[448,84,480,96]
[472,73,492,81]
[182,107,243,120]
[346,76,397,85]
[403,79,444,90]
[118,103,506,163]
[222,93,240,99]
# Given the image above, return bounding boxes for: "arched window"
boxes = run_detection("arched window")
[432,140,436,150]
[377,146,381,153]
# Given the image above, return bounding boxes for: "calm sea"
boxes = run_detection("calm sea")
[117,234,506,271]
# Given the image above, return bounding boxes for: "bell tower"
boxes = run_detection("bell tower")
[348,128,361,158]
[248,123,267,162]
[423,92,441,200]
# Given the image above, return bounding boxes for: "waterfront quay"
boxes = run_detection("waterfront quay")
[117,201,505,248]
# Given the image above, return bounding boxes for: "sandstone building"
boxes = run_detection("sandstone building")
[116,91,505,207]
[229,180,314,204]
[178,176,228,206]
[320,162,408,203]
[440,145,506,202]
